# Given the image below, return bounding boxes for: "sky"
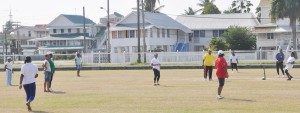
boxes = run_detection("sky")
[0,0,260,31]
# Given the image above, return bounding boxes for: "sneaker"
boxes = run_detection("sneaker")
[153,84,157,86]
[217,95,224,99]
[287,78,291,80]
[157,84,160,86]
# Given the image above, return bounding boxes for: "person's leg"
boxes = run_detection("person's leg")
[49,73,53,89]
[6,71,12,86]
[276,62,280,75]
[205,66,209,79]
[208,66,213,80]
[153,69,157,85]
[156,70,160,85]
[23,84,32,111]
[44,71,47,92]
[217,78,225,99]
[234,63,238,72]
[279,62,284,75]
[231,63,234,71]
[285,69,292,80]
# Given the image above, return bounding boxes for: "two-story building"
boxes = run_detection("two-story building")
[31,14,96,54]
[10,25,49,55]
[253,0,300,50]
[176,13,259,51]
[110,11,192,54]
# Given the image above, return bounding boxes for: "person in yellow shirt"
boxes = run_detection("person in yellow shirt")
[203,49,217,81]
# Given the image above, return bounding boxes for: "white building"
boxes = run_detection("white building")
[10,25,49,55]
[253,0,300,50]
[110,11,192,54]
[176,13,259,51]
[31,14,96,54]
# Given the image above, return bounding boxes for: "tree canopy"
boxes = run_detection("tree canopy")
[270,0,300,50]
[197,0,220,14]
[184,7,200,15]
[223,0,253,14]
[222,26,256,50]
[144,0,165,13]
[209,37,229,51]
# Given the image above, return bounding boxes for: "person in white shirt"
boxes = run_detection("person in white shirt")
[151,53,160,86]
[5,57,13,86]
[42,54,51,92]
[75,52,82,77]
[285,52,296,80]
[19,56,38,111]
[230,51,239,72]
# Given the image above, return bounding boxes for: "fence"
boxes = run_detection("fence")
[0,50,299,67]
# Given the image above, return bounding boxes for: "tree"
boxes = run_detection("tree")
[197,0,220,14]
[223,0,253,13]
[255,7,261,23]
[144,0,165,13]
[270,0,300,50]
[202,2,221,14]
[184,7,200,15]
[209,37,229,51]
[4,21,14,34]
[223,26,256,50]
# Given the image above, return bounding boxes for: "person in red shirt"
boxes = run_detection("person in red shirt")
[215,50,229,99]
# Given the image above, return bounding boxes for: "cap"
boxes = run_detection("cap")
[218,50,224,55]
[208,49,212,51]
[7,57,11,60]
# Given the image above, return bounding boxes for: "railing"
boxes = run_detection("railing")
[1,50,299,68]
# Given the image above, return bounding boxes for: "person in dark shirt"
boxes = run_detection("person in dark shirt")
[275,48,285,77]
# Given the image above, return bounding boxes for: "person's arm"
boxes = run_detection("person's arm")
[43,61,47,71]
[19,74,24,89]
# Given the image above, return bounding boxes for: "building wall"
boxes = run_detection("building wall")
[256,32,300,50]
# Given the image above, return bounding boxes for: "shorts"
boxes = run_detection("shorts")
[44,71,52,82]
[76,65,81,70]
[218,78,225,87]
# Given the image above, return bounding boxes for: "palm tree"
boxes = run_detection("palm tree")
[184,7,200,15]
[144,0,165,13]
[231,0,253,13]
[197,0,215,12]
[270,0,300,50]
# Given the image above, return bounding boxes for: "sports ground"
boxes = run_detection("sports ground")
[1,69,300,113]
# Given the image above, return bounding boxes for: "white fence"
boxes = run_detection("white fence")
[0,50,299,67]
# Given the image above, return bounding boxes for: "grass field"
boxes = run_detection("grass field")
[1,69,300,113]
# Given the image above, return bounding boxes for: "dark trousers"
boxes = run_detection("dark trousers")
[23,82,36,102]
[205,66,213,80]
[276,61,284,75]
[153,69,160,82]
[231,63,238,71]
[49,72,54,88]
[285,69,292,78]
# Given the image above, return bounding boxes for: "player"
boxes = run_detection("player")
[215,50,228,99]
[151,53,160,86]
[284,52,296,80]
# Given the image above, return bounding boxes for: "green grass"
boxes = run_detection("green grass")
[1,69,300,113]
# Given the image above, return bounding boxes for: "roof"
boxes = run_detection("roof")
[62,14,95,25]
[38,46,84,50]
[12,25,48,32]
[176,13,259,30]
[29,36,93,41]
[114,11,192,33]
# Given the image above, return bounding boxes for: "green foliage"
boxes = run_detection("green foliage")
[201,2,221,14]
[224,0,253,13]
[209,37,229,51]
[144,0,164,13]
[54,55,76,60]
[222,26,256,50]
[184,7,200,15]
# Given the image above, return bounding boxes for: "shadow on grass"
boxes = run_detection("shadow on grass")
[31,110,51,113]
[50,91,66,94]
[225,98,256,102]
[159,85,176,87]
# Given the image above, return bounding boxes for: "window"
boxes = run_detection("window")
[157,28,160,38]
[112,31,118,38]
[129,30,135,38]
[219,30,225,36]
[68,29,71,33]
[61,29,64,33]
[77,28,80,33]
[194,30,200,38]
[118,31,123,38]
[53,29,56,33]
[267,33,274,39]
[150,28,153,38]
[162,29,165,38]
[144,30,148,38]
[28,31,31,37]
[200,30,205,37]
[167,29,170,38]
[213,30,219,37]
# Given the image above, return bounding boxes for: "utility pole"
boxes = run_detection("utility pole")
[4,26,7,55]
[142,0,146,63]
[137,0,141,63]
[83,7,86,53]
[107,0,111,63]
